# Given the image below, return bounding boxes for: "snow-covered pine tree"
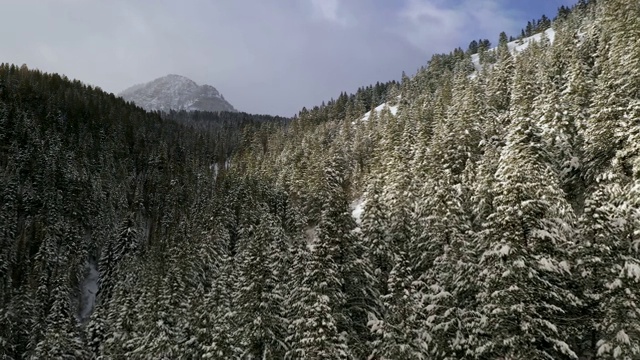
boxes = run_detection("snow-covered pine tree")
[199,254,238,359]
[360,176,393,297]
[98,212,140,303]
[584,0,640,184]
[486,33,514,116]
[474,115,579,359]
[101,263,142,358]
[285,230,351,359]
[132,253,192,357]
[286,157,355,359]
[438,64,484,179]
[556,23,593,210]
[31,278,87,360]
[533,27,586,212]
[416,172,478,359]
[85,303,108,358]
[576,176,640,359]
[288,154,377,358]
[232,209,290,359]
[574,174,626,358]
[369,249,426,360]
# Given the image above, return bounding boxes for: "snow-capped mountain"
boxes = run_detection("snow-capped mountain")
[119,74,237,113]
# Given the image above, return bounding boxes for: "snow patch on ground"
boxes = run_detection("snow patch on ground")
[351,197,366,225]
[471,28,556,72]
[78,259,99,323]
[305,227,317,251]
[510,28,556,53]
[360,103,399,122]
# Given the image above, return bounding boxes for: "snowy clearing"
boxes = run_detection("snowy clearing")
[359,102,399,122]
[471,28,556,72]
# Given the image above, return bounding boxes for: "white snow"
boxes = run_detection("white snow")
[558,260,571,273]
[597,343,612,357]
[471,28,557,72]
[624,261,640,281]
[542,319,558,333]
[616,330,630,345]
[78,259,99,323]
[533,229,553,240]
[564,156,581,173]
[513,259,525,268]
[305,227,317,251]
[498,243,511,257]
[350,197,366,225]
[614,346,622,358]
[510,28,556,53]
[538,257,558,272]
[360,102,399,122]
[210,163,220,179]
[471,54,481,72]
[606,278,623,290]
[119,74,236,112]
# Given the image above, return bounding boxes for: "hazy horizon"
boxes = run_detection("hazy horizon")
[2,0,574,116]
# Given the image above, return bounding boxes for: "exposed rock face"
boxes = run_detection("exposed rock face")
[119,74,236,112]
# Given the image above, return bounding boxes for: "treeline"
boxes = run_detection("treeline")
[464,0,598,55]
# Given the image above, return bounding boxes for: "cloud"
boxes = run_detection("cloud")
[0,0,542,116]
[394,0,519,53]
[36,44,59,65]
[309,0,348,25]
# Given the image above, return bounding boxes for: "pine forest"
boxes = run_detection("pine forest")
[1,0,640,358]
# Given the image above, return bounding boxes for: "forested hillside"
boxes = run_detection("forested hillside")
[2,0,640,358]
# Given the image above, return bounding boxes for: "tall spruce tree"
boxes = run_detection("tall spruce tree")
[474,116,579,359]
[232,209,290,359]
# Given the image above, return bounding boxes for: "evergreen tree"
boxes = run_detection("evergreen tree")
[417,172,478,359]
[31,279,87,360]
[369,249,426,359]
[360,177,392,296]
[576,177,640,358]
[232,209,290,359]
[585,0,640,184]
[199,255,239,359]
[487,38,514,115]
[286,230,351,359]
[474,118,579,359]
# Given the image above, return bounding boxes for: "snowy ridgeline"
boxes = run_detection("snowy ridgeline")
[358,30,558,118]
[471,28,557,72]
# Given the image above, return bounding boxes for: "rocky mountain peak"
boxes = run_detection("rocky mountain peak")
[119,74,236,113]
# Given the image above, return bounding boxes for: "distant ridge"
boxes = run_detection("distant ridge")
[119,74,236,113]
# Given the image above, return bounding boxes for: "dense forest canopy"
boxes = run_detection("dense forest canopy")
[3,0,640,358]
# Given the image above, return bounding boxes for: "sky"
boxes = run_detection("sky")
[1,0,576,116]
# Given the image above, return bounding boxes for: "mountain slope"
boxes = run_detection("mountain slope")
[471,28,557,72]
[0,63,279,359]
[119,74,237,113]
[8,0,640,359]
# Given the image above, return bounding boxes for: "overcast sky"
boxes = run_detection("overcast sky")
[2,0,575,116]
